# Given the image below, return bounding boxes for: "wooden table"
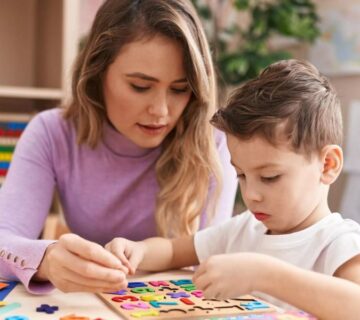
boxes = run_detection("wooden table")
[1,270,194,320]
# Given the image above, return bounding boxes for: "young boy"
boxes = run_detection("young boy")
[105,60,360,319]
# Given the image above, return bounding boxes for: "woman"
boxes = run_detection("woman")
[0,0,237,294]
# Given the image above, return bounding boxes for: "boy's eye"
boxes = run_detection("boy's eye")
[261,175,280,183]
[131,84,150,92]
[237,173,246,180]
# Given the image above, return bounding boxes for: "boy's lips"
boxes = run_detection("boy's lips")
[252,212,271,221]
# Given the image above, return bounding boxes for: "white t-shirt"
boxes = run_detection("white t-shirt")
[194,211,360,308]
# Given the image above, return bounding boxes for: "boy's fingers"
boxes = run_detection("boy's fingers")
[60,234,123,269]
[193,263,206,282]
[105,240,136,274]
[127,252,143,274]
[113,250,133,273]
[192,271,211,292]
[105,243,133,271]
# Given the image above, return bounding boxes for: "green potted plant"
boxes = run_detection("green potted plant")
[192,0,320,86]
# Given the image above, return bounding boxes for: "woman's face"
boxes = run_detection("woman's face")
[103,34,192,148]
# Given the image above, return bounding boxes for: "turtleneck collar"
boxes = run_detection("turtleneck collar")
[101,119,160,158]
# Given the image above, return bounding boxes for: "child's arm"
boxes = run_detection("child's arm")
[105,236,198,274]
[193,252,360,320]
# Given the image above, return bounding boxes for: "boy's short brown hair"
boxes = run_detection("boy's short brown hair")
[211,59,342,155]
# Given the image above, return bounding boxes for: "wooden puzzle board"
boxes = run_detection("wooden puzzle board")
[97,279,277,319]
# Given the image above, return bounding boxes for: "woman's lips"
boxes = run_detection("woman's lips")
[137,124,167,135]
[252,212,270,221]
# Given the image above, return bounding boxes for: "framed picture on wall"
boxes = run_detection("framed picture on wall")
[309,4,360,75]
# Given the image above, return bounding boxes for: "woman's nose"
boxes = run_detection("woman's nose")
[148,92,169,117]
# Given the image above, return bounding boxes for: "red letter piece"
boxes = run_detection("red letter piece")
[180,298,195,305]
[112,295,139,302]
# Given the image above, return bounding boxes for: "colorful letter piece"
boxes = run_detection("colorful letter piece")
[180,297,195,305]
[4,316,29,320]
[121,302,150,310]
[149,300,178,308]
[241,301,270,310]
[140,294,165,301]
[166,291,190,298]
[170,279,193,286]
[131,287,155,294]
[0,302,21,315]
[130,309,160,318]
[112,295,139,302]
[128,282,147,288]
[59,314,90,320]
[36,303,59,314]
[0,283,9,290]
[149,281,169,287]
[107,289,127,295]
[180,283,196,291]
[191,290,204,298]
[0,281,18,301]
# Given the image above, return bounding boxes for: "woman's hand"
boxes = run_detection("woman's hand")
[105,238,146,275]
[35,233,129,293]
[193,252,272,299]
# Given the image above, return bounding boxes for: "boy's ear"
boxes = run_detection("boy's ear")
[320,145,343,185]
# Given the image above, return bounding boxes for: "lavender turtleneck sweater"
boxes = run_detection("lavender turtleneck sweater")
[0,108,237,293]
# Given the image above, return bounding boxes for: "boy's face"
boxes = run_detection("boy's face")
[227,134,330,235]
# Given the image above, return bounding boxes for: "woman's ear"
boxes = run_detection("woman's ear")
[320,145,343,185]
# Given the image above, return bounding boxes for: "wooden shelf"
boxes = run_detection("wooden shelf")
[0,86,62,100]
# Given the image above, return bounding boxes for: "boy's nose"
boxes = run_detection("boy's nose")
[242,184,263,203]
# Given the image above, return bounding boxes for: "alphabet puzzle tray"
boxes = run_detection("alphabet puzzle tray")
[98,279,278,319]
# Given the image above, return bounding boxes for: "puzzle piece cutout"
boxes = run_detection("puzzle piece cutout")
[98,279,277,319]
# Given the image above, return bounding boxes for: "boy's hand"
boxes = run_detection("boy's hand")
[35,233,129,293]
[105,238,146,275]
[193,252,270,299]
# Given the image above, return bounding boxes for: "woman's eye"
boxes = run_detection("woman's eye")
[131,84,150,92]
[261,175,280,183]
[171,86,189,94]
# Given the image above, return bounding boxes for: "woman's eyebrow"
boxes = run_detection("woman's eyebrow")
[125,72,187,83]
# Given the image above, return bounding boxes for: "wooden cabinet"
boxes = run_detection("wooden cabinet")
[0,0,81,184]
[0,0,80,111]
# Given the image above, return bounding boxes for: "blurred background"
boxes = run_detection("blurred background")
[0,0,359,227]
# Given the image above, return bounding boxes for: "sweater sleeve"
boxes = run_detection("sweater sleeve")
[0,112,57,293]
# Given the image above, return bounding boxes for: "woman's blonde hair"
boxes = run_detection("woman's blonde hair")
[63,0,222,237]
